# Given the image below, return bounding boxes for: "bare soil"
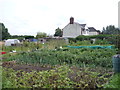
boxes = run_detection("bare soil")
[0,41,4,46]
[2,62,52,72]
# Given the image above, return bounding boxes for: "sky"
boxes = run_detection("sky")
[0,0,120,36]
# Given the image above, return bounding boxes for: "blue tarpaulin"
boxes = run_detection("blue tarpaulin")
[67,45,114,49]
[30,39,38,42]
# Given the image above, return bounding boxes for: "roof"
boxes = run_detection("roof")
[63,22,86,29]
[88,27,97,32]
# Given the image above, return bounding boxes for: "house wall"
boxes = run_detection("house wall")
[63,23,82,38]
[82,30,89,35]
[88,32,99,35]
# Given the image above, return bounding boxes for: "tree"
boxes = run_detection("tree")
[36,32,47,38]
[0,23,11,40]
[102,25,120,34]
[54,27,63,37]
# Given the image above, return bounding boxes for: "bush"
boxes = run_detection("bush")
[94,39,109,45]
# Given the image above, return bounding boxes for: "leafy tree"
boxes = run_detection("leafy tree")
[54,27,62,37]
[0,23,11,40]
[102,25,120,34]
[36,32,47,38]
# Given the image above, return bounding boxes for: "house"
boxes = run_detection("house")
[87,27,100,35]
[62,17,99,38]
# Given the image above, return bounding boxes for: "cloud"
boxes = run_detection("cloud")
[0,0,119,36]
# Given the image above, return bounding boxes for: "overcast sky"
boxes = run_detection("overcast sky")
[0,0,119,36]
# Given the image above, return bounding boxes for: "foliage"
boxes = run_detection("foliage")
[76,35,91,41]
[107,35,120,53]
[54,27,63,37]
[6,48,117,68]
[69,34,120,53]
[2,40,118,89]
[75,34,112,41]
[36,32,47,39]
[94,39,109,45]
[0,23,11,40]
[104,73,120,88]
[10,35,34,39]
[0,66,2,89]
[102,25,120,34]
[22,41,42,49]
[2,65,113,88]
[69,40,92,46]
[44,39,67,49]
[2,42,43,52]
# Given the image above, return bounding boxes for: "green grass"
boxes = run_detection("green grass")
[104,73,120,88]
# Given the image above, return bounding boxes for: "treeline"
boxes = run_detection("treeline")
[9,35,34,40]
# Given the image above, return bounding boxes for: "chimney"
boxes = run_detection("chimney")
[70,17,74,24]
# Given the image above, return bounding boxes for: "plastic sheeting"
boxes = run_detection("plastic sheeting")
[5,39,20,46]
[67,45,114,49]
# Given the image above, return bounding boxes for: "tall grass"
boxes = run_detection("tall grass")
[2,42,43,52]
[44,39,67,49]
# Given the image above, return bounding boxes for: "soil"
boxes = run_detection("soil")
[2,61,114,88]
[2,62,52,72]
[2,61,114,75]
[0,41,4,46]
